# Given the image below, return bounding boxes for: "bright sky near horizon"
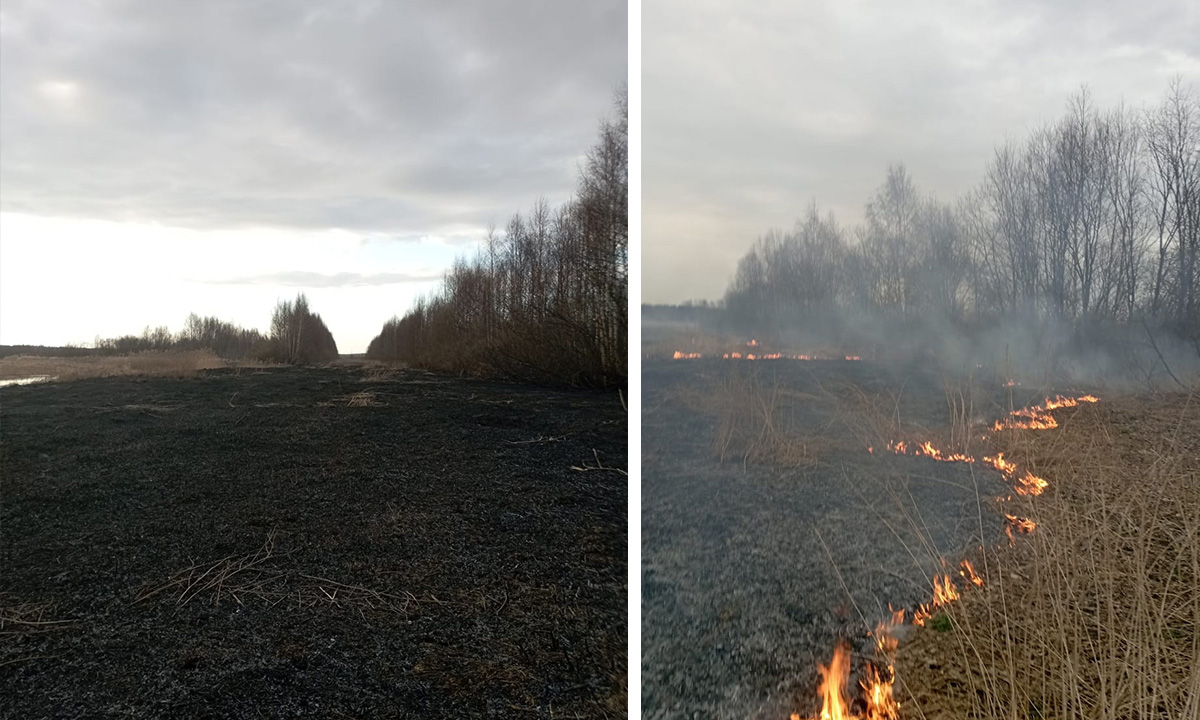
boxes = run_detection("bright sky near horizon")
[643,0,1200,305]
[0,0,627,352]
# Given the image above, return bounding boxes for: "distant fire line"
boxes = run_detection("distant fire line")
[670,350,862,361]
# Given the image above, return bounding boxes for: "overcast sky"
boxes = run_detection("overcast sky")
[0,0,626,352]
[643,0,1200,304]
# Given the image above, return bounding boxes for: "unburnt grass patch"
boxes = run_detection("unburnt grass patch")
[896,392,1200,719]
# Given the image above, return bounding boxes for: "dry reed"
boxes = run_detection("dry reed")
[0,351,232,382]
[898,393,1199,719]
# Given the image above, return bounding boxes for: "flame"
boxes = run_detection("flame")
[886,439,973,464]
[992,394,1098,431]
[1004,514,1037,545]
[872,607,905,655]
[960,559,984,587]
[748,339,759,346]
[816,642,853,719]
[862,664,899,720]
[791,641,899,720]
[670,349,867,361]
[983,452,1016,474]
[791,394,1096,720]
[1014,471,1048,496]
[885,437,1050,506]
[983,453,1048,496]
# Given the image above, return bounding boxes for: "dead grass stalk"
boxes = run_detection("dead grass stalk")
[0,351,235,382]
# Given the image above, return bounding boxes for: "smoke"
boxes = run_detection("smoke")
[646,303,1200,391]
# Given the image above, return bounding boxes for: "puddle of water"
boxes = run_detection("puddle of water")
[0,375,55,387]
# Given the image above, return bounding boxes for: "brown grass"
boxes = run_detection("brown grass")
[0,351,264,382]
[897,393,1200,719]
[683,362,1199,716]
[345,391,381,407]
[673,361,938,465]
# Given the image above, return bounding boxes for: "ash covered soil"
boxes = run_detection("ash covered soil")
[0,365,626,719]
[641,358,1049,720]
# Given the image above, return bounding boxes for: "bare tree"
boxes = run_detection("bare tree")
[365,87,628,388]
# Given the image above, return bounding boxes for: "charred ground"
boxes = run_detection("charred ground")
[0,365,626,718]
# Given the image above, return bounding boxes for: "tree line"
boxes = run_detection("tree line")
[724,81,1200,341]
[366,88,628,388]
[92,293,338,364]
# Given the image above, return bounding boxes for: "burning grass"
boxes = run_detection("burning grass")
[896,392,1200,719]
[0,350,235,382]
[642,327,744,359]
[678,357,1194,717]
[781,391,1197,718]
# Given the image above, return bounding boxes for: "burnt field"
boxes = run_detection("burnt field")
[641,356,1092,720]
[0,365,626,719]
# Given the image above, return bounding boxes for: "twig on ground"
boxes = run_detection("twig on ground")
[570,449,627,476]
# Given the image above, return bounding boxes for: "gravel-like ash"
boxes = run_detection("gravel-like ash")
[642,359,1010,720]
[1,365,626,719]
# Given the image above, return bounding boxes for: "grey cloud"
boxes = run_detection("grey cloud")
[0,0,625,233]
[643,0,1200,304]
[211,270,443,287]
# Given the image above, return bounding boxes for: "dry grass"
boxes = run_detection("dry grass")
[361,363,405,381]
[0,351,233,382]
[672,357,1199,716]
[135,532,417,615]
[0,593,76,635]
[897,393,1200,719]
[672,362,933,465]
[671,362,832,464]
[344,390,381,407]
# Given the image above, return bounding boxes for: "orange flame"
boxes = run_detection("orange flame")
[983,453,1048,496]
[795,395,1097,719]
[862,664,899,720]
[886,439,974,464]
[886,440,1053,498]
[872,608,904,654]
[912,573,961,626]
[671,349,868,361]
[993,394,1098,431]
[960,559,984,587]
[791,641,899,720]
[1004,514,1037,545]
[816,642,853,720]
